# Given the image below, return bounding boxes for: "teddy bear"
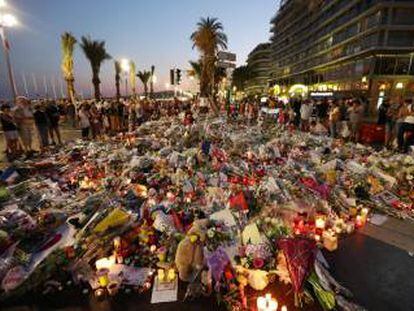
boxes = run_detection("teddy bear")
[175,219,209,282]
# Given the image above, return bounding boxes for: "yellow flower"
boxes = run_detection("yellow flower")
[189,235,198,243]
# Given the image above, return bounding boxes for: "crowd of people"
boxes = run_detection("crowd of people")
[0,97,62,159]
[0,94,413,161]
[0,96,193,160]
[247,96,414,153]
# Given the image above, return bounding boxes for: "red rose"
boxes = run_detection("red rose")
[224,269,234,280]
[253,258,265,269]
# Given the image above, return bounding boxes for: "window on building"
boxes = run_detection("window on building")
[367,10,381,28]
[387,31,414,47]
[375,57,396,75]
[392,8,414,25]
[394,57,411,75]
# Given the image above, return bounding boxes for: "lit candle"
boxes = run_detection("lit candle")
[167,269,176,282]
[97,268,110,287]
[268,300,277,311]
[323,230,338,252]
[157,247,167,262]
[356,215,365,228]
[257,294,278,311]
[113,236,121,250]
[257,297,267,311]
[158,269,165,282]
[281,306,287,311]
[361,208,369,216]
[315,215,326,230]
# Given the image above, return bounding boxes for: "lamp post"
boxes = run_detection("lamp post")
[120,58,130,98]
[0,1,18,101]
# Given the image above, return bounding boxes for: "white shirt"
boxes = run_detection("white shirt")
[300,104,313,120]
[404,105,414,124]
[78,110,90,128]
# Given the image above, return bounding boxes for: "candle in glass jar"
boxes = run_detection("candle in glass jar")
[167,269,176,282]
[158,269,165,282]
[323,230,338,252]
[315,215,326,229]
[257,297,266,311]
[97,268,110,287]
[257,294,278,311]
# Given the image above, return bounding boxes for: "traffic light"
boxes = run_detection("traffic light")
[176,69,182,85]
[170,69,175,86]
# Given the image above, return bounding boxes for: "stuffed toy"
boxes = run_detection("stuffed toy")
[175,219,209,282]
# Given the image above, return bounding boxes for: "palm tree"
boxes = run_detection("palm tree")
[150,65,155,98]
[190,17,227,97]
[232,65,251,92]
[114,60,121,100]
[80,36,111,100]
[129,61,137,96]
[189,60,202,80]
[190,60,226,92]
[60,32,77,103]
[137,70,151,97]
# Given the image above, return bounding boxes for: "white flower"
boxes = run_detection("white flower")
[207,228,216,238]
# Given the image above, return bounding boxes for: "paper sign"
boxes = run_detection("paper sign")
[151,276,178,304]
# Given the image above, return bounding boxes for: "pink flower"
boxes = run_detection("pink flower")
[253,258,265,269]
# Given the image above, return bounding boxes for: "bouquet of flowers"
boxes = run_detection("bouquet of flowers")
[205,220,234,252]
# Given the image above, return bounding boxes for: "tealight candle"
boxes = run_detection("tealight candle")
[281,306,287,311]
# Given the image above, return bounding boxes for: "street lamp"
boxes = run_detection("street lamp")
[151,75,157,84]
[120,58,130,97]
[0,1,18,101]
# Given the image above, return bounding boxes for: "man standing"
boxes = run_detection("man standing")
[397,99,414,153]
[348,100,364,142]
[46,100,62,145]
[300,100,313,132]
[13,97,35,155]
[33,103,50,152]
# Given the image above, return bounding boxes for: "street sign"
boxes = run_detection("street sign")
[217,61,236,69]
[218,51,236,62]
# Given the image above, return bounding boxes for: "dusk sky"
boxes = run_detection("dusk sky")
[0,0,278,99]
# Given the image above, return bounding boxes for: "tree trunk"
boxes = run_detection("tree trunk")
[93,73,101,100]
[144,84,148,97]
[200,58,210,97]
[115,75,121,100]
[66,78,76,104]
[150,82,154,98]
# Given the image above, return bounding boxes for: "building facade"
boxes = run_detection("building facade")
[246,43,271,96]
[269,0,414,113]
